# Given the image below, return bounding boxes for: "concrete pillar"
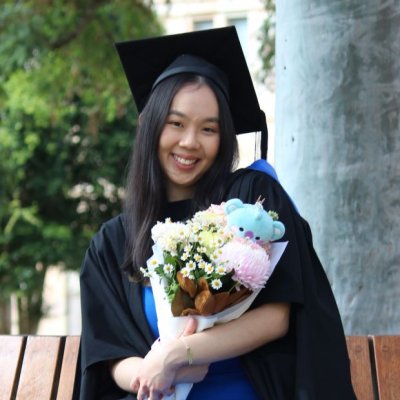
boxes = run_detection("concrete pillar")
[275,1,400,333]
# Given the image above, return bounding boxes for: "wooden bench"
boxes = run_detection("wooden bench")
[0,335,80,400]
[0,335,399,399]
[346,335,400,400]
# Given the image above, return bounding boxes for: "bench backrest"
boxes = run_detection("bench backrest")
[0,335,399,400]
[0,335,79,400]
[346,335,400,400]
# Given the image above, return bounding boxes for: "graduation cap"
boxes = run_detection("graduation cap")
[115,26,268,158]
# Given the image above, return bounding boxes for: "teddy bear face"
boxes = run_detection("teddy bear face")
[224,198,285,244]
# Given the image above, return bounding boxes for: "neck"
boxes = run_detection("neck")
[166,186,194,202]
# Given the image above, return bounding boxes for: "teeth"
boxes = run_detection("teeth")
[174,155,197,166]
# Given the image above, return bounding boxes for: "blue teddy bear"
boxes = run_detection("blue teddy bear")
[224,198,285,244]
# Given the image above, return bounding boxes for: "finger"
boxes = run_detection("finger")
[132,380,139,393]
[164,385,175,396]
[137,384,149,400]
[149,389,163,400]
[181,316,197,336]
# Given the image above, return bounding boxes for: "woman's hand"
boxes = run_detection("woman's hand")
[134,342,179,399]
[134,317,203,399]
[134,340,209,397]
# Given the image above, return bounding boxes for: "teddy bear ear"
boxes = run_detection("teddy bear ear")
[272,221,285,241]
[254,202,265,220]
[224,198,244,215]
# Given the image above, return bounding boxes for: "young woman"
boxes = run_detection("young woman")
[77,27,356,400]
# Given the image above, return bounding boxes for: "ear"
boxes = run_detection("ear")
[271,221,285,241]
[224,198,244,215]
[254,202,265,221]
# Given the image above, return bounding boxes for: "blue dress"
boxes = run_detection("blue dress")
[142,286,259,399]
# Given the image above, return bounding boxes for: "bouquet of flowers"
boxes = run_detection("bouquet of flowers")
[144,198,287,399]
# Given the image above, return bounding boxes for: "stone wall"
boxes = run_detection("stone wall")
[275,1,400,333]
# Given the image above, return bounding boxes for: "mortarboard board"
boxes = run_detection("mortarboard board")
[115,26,268,158]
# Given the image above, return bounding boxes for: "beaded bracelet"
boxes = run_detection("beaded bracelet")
[179,337,193,366]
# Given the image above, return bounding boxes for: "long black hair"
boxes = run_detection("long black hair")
[123,73,238,279]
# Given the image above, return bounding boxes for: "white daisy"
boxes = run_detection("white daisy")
[186,260,196,271]
[181,267,190,278]
[198,260,207,270]
[163,264,174,275]
[194,253,202,262]
[215,265,227,275]
[204,263,214,274]
[211,279,222,290]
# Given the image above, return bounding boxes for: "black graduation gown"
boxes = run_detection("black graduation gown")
[75,169,356,400]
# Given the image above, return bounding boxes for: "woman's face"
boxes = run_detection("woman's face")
[158,83,220,201]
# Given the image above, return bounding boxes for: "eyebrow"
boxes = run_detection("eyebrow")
[168,110,219,123]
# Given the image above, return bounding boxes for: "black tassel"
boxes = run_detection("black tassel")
[260,109,268,160]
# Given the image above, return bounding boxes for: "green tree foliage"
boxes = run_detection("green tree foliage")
[0,0,162,333]
[259,0,276,80]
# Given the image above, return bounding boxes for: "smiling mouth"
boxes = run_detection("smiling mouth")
[173,154,198,166]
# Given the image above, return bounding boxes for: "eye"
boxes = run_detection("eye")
[255,236,260,240]
[203,125,219,135]
[167,120,183,128]
[239,227,244,232]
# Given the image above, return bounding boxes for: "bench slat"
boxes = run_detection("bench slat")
[56,336,80,400]
[0,335,26,400]
[15,336,63,400]
[346,335,375,400]
[372,335,400,400]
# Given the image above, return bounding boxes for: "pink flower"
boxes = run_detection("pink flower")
[208,202,226,215]
[217,238,272,291]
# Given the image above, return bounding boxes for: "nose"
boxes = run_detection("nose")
[244,231,254,239]
[179,128,200,149]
